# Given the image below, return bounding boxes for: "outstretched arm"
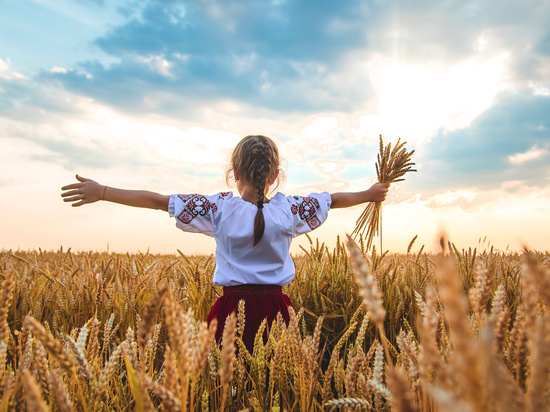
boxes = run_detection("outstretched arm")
[330,182,389,209]
[61,175,169,211]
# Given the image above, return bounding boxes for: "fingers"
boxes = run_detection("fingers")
[61,183,81,191]
[61,174,91,190]
[61,189,81,198]
[76,174,90,182]
[63,195,84,203]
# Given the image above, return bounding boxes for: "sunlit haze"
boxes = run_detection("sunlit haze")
[1,0,549,254]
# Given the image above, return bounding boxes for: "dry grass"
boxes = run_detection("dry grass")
[0,238,549,411]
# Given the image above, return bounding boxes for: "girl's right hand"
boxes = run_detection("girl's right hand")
[61,174,104,207]
[368,182,390,203]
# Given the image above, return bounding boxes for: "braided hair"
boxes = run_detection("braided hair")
[228,135,280,246]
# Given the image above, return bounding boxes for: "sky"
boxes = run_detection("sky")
[1,0,549,255]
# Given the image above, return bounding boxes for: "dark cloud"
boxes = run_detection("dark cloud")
[38,0,550,118]
[417,93,550,192]
[95,0,371,61]
[537,32,550,54]
[42,0,377,114]
[0,77,81,121]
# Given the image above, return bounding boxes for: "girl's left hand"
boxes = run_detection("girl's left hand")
[61,174,104,207]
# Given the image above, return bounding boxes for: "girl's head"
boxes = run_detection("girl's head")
[228,135,281,246]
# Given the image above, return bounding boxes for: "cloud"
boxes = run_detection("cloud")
[417,93,550,191]
[51,66,69,74]
[136,55,173,77]
[95,1,371,61]
[0,58,9,73]
[301,116,339,146]
[0,70,243,177]
[41,0,378,114]
[20,0,549,130]
[509,146,550,164]
[4,0,550,198]
[0,58,24,80]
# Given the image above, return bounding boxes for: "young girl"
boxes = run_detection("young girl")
[61,135,389,352]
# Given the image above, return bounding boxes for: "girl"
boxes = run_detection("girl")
[61,135,389,352]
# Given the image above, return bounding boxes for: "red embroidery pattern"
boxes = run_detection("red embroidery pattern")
[177,194,211,224]
[290,196,321,229]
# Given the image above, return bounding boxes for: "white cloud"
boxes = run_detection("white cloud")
[531,85,550,96]
[51,66,68,73]
[500,180,524,190]
[316,161,339,174]
[137,55,173,77]
[0,57,9,72]
[301,116,339,145]
[172,53,190,62]
[0,57,24,80]
[509,146,549,164]
[425,189,477,208]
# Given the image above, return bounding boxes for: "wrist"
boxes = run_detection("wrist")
[364,188,374,202]
[101,185,108,201]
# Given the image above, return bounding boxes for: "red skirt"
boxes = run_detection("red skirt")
[207,284,292,353]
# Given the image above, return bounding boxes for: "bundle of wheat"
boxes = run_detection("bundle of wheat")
[352,135,416,251]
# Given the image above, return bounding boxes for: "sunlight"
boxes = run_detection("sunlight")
[354,54,508,146]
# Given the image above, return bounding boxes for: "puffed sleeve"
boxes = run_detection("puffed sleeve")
[287,192,332,237]
[168,192,233,237]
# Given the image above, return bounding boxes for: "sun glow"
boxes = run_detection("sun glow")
[354,54,509,146]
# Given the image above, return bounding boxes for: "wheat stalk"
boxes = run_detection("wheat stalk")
[24,316,75,374]
[219,312,237,410]
[49,367,74,412]
[352,135,416,251]
[22,371,48,412]
[137,283,168,354]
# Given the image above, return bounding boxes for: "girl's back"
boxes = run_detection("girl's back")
[169,190,331,286]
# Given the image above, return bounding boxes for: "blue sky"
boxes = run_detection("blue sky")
[1,0,549,253]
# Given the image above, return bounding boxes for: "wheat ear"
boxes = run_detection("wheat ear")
[219,312,237,410]
[24,316,75,374]
[22,371,48,412]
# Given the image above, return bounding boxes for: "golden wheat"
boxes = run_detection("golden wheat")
[352,135,416,250]
[0,242,548,411]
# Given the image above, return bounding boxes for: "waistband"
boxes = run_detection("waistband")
[223,284,283,295]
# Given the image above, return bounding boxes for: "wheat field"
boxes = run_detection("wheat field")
[0,235,549,411]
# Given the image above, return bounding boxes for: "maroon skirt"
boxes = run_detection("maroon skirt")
[207,284,292,353]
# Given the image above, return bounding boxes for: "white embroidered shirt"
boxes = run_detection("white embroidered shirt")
[168,192,331,286]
